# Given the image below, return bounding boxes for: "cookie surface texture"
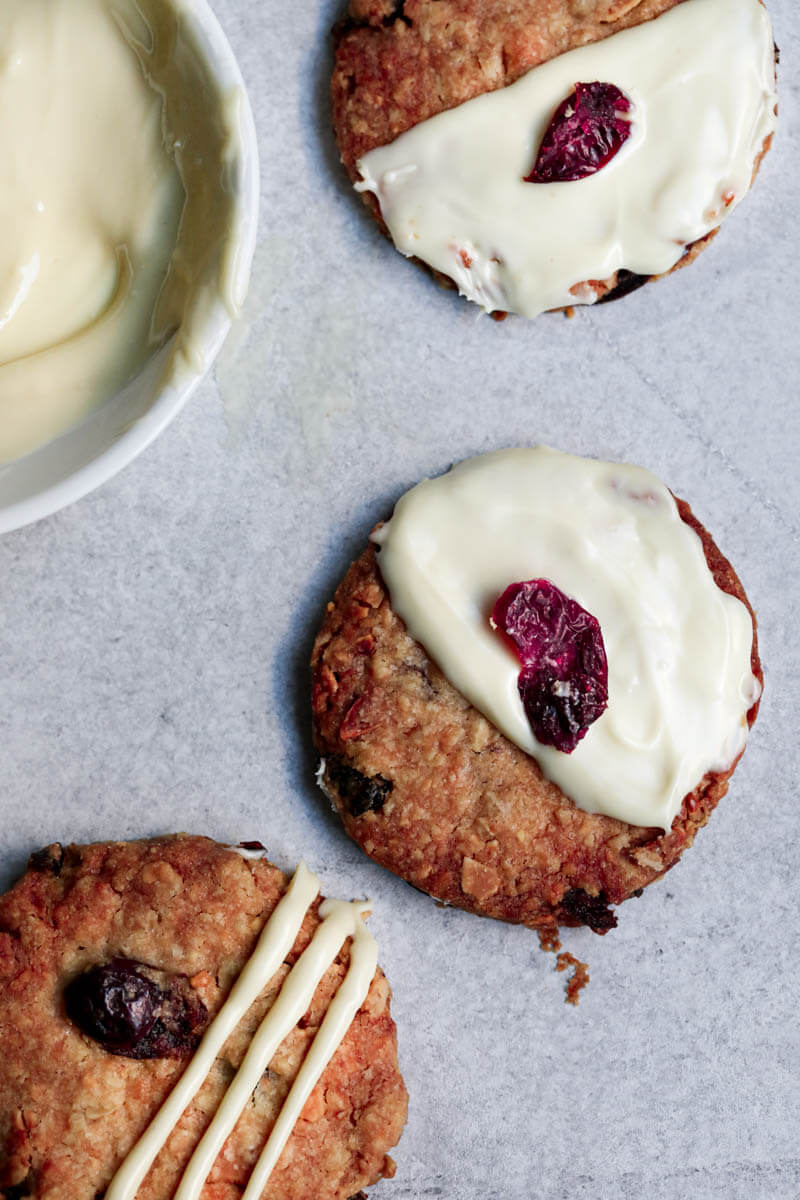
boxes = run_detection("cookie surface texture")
[332,0,776,312]
[311,481,761,934]
[0,836,407,1199]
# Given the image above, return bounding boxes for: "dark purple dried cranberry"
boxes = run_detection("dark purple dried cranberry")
[65,958,208,1059]
[596,269,650,305]
[525,81,632,183]
[27,843,65,876]
[328,757,393,818]
[559,888,617,933]
[2,1175,35,1200]
[65,960,158,1053]
[491,579,608,753]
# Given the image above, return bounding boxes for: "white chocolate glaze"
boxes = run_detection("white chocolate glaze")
[356,0,776,316]
[106,861,377,1200]
[0,0,245,465]
[241,901,377,1200]
[372,448,760,831]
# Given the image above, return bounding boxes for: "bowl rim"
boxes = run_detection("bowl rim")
[0,0,260,536]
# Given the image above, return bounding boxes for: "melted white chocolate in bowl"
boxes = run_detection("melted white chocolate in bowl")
[0,0,247,466]
[105,861,378,1200]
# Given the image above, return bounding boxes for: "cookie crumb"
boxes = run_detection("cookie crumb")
[556,951,590,1006]
[537,927,561,954]
[539,929,589,1005]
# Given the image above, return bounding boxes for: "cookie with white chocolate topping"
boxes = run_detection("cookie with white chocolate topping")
[311,449,762,933]
[332,0,777,315]
[0,835,407,1199]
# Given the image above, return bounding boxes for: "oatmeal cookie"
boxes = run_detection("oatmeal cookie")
[331,0,776,311]
[0,836,407,1199]
[311,486,761,935]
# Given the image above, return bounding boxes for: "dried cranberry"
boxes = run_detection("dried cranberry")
[27,843,65,876]
[525,82,632,183]
[328,757,393,818]
[65,960,157,1053]
[559,888,617,933]
[65,958,208,1059]
[596,269,649,304]
[1,1175,35,1200]
[491,579,608,753]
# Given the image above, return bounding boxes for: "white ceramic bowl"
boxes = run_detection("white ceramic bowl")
[0,0,259,535]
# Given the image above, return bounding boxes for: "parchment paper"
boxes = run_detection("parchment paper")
[1,1,798,1196]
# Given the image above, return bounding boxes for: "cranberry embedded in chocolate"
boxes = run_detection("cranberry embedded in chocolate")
[65,959,158,1053]
[525,81,632,183]
[65,957,208,1059]
[491,579,608,753]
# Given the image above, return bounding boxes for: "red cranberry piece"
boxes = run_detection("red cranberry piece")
[65,957,208,1059]
[492,579,608,753]
[65,959,158,1053]
[525,82,632,183]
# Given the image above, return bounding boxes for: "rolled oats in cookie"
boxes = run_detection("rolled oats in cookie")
[0,836,407,1199]
[332,0,777,315]
[311,448,762,934]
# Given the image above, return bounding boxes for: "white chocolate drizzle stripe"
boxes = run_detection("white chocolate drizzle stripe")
[175,896,375,1200]
[106,862,322,1200]
[242,904,378,1200]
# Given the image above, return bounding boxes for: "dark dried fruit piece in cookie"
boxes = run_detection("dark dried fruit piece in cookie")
[327,756,394,817]
[595,268,649,304]
[559,888,617,934]
[27,843,65,876]
[64,958,208,1059]
[1,1175,35,1199]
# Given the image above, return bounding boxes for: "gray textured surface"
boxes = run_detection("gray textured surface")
[1,1,798,1197]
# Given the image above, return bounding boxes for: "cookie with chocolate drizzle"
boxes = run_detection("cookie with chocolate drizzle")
[0,836,407,1199]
